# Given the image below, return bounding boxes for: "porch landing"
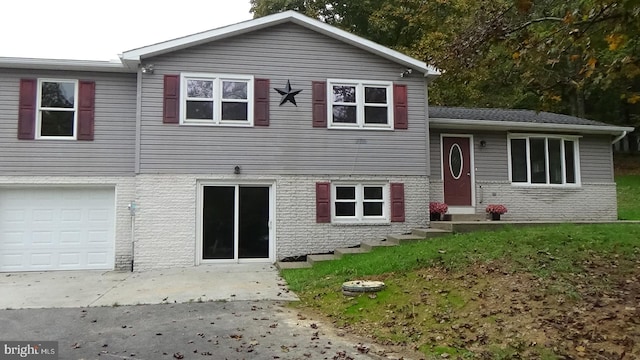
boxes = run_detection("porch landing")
[276,220,636,270]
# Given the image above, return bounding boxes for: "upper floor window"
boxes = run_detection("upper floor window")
[181,74,253,126]
[328,79,393,129]
[508,135,580,186]
[37,79,78,139]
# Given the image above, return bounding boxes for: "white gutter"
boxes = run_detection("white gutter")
[0,57,133,73]
[430,118,634,136]
[612,130,628,144]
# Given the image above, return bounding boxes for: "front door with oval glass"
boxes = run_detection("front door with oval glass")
[443,137,473,206]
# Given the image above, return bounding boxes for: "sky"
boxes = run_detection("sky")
[1,0,253,61]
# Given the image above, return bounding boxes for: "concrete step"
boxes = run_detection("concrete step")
[276,261,312,270]
[361,239,398,251]
[411,228,452,238]
[334,247,370,258]
[447,214,486,222]
[429,222,454,231]
[307,254,338,265]
[386,233,425,244]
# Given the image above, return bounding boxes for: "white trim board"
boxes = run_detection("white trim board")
[430,118,633,136]
[120,11,440,77]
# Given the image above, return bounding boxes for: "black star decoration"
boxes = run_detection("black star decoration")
[274,80,303,106]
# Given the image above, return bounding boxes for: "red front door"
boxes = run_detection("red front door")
[443,137,472,206]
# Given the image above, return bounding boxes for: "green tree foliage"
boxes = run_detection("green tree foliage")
[250,0,640,129]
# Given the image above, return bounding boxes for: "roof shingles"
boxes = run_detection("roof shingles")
[429,106,609,127]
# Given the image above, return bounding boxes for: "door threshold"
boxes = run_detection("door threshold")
[447,206,476,215]
[200,259,272,265]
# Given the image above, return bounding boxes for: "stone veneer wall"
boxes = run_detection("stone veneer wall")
[275,175,429,259]
[430,179,617,221]
[133,174,429,270]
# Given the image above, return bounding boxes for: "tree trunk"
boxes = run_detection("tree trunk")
[621,101,638,153]
[576,87,586,119]
[628,132,638,153]
[568,87,586,118]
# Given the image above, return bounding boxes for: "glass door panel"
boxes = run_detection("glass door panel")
[202,186,235,259]
[239,187,270,259]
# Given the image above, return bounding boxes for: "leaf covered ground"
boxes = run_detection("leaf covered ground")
[282,225,640,359]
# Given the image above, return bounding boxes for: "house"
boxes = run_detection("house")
[0,11,631,272]
[428,107,631,220]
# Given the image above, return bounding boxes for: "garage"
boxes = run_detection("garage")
[0,187,115,272]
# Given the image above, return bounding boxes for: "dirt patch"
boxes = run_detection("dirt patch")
[614,154,640,175]
[298,260,640,359]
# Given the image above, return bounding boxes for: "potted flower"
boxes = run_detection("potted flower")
[429,202,448,221]
[485,204,507,221]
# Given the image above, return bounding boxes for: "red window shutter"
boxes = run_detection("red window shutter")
[77,81,96,141]
[18,79,37,140]
[316,182,331,223]
[163,75,180,124]
[393,84,408,130]
[254,78,270,126]
[390,183,405,222]
[312,81,327,128]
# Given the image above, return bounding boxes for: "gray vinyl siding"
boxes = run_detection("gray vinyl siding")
[431,130,614,183]
[472,132,510,181]
[0,69,137,176]
[139,23,428,176]
[429,131,441,178]
[579,135,614,182]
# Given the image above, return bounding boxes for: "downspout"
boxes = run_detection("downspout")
[612,130,627,145]
[128,201,137,271]
[131,68,143,271]
[424,76,430,183]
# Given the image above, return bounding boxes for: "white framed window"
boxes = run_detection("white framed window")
[180,73,253,126]
[36,79,78,139]
[332,183,389,222]
[328,79,393,129]
[508,134,581,186]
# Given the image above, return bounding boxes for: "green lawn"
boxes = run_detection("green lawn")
[281,224,640,359]
[617,175,640,219]
[282,224,640,293]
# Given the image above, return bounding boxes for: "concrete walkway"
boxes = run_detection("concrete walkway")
[0,264,298,309]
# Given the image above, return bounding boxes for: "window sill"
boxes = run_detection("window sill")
[510,183,582,189]
[35,136,77,141]
[180,122,253,128]
[331,221,391,226]
[327,125,394,131]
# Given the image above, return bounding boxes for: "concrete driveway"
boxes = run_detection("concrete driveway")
[0,264,298,309]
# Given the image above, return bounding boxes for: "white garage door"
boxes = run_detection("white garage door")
[0,187,115,272]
